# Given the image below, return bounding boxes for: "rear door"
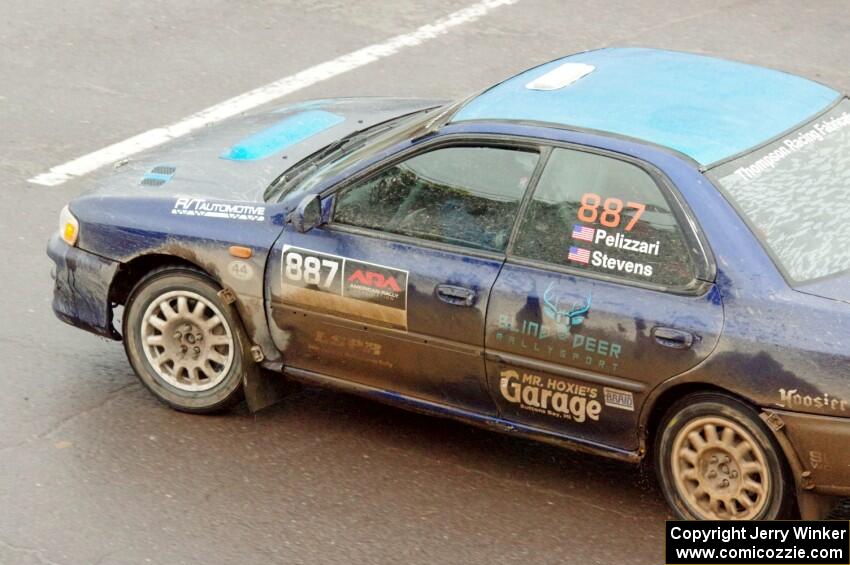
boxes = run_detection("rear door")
[268,142,543,413]
[485,146,723,451]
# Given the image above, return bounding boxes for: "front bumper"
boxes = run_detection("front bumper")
[769,408,850,496]
[47,234,120,340]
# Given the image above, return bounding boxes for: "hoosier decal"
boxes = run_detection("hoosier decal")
[777,388,848,413]
[281,246,408,328]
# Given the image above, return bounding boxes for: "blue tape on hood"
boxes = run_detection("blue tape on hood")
[221,110,345,161]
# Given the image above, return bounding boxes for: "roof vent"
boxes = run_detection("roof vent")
[525,63,595,91]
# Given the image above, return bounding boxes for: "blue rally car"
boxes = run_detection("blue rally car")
[48,48,850,521]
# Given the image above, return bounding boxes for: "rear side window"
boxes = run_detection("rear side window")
[333,146,539,252]
[512,148,694,287]
[708,99,850,283]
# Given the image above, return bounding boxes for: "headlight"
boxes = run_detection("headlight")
[59,205,79,246]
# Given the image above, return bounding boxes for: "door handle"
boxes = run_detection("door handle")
[436,284,476,307]
[653,327,694,349]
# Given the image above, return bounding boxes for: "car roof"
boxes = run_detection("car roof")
[450,47,840,166]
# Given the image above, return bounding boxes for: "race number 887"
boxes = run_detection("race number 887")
[578,193,645,231]
[283,250,340,289]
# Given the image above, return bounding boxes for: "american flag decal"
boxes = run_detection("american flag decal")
[572,224,595,242]
[568,246,591,264]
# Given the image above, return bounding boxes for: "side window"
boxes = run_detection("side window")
[333,146,539,252]
[513,148,694,287]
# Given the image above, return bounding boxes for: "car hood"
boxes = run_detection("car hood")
[79,97,441,203]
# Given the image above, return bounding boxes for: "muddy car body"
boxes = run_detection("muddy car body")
[48,48,850,520]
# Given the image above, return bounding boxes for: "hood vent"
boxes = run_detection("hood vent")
[140,165,177,186]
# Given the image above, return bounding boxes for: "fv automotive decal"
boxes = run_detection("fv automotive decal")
[281,246,408,328]
[172,197,266,222]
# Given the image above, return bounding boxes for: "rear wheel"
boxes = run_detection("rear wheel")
[123,267,247,413]
[655,392,794,520]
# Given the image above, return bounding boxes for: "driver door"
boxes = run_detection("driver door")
[267,142,542,413]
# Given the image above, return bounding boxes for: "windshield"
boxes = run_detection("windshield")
[265,107,439,203]
[708,98,850,283]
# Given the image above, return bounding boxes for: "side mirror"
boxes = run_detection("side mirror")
[289,194,323,233]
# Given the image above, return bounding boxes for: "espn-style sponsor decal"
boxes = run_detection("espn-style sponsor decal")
[172,197,266,222]
[499,369,602,423]
[281,246,408,328]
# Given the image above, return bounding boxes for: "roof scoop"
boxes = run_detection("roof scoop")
[525,63,595,91]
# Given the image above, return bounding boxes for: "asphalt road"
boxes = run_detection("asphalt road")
[1,1,849,563]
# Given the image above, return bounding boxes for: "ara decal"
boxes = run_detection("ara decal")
[280,246,408,329]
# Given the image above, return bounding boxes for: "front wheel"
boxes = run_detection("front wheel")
[655,392,794,520]
[123,267,247,413]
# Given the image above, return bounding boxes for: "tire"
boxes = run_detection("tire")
[123,266,247,413]
[654,392,794,520]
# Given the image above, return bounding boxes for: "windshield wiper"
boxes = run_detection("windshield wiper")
[263,108,437,202]
[263,129,377,202]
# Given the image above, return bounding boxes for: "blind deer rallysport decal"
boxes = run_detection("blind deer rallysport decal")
[280,245,409,329]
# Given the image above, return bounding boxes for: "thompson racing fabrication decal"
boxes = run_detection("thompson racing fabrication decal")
[172,197,266,222]
[280,245,409,329]
[731,109,850,183]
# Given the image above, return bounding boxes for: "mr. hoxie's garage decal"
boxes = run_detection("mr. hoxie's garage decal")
[281,245,408,328]
[499,369,602,423]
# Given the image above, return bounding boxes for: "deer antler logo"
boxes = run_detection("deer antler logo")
[543,281,592,327]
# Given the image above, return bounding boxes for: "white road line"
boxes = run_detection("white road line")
[29,0,518,187]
